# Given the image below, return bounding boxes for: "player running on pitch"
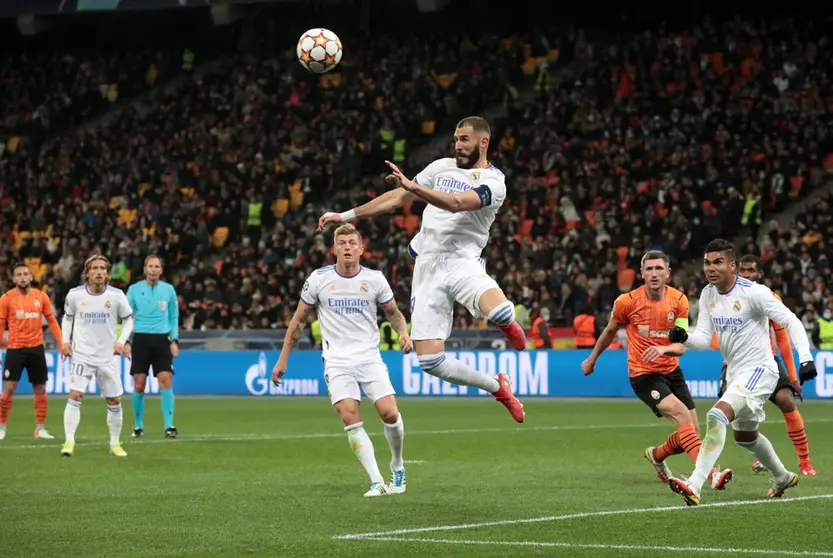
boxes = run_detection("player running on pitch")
[272,224,411,497]
[581,251,732,490]
[666,240,817,505]
[318,116,525,422]
[0,262,63,440]
[60,255,134,458]
[712,254,816,476]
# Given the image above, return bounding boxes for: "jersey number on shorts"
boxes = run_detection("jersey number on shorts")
[72,363,85,376]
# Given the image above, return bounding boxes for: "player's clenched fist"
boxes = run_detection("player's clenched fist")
[60,342,72,359]
[581,358,596,376]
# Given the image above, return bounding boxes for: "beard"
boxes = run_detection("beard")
[455,149,479,169]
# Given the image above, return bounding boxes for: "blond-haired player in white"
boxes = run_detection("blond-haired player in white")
[666,239,818,505]
[272,224,412,497]
[60,255,134,458]
[318,116,525,423]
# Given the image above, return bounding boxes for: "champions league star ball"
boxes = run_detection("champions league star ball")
[296,28,343,74]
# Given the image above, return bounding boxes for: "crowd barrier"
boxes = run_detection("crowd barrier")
[4,350,833,399]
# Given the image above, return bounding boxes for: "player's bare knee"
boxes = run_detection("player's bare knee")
[106,397,121,406]
[334,399,361,426]
[2,382,18,396]
[656,397,688,425]
[713,400,736,422]
[68,390,84,402]
[32,383,46,395]
[133,374,147,393]
[157,372,173,389]
[374,395,399,423]
[774,389,796,413]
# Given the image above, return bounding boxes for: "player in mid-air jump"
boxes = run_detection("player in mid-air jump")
[318,116,525,423]
[582,251,732,490]
[712,254,816,476]
[666,240,817,506]
[273,224,411,497]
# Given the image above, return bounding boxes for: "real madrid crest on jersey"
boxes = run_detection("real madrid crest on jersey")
[470,171,480,181]
[360,282,368,293]
[105,300,111,308]
[733,299,742,312]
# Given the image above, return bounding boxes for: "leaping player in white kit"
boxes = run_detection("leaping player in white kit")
[60,255,134,458]
[665,239,818,505]
[272,224,412,497]
[319,117,526,422]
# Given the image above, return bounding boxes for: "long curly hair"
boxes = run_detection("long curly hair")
[82,254,111,285]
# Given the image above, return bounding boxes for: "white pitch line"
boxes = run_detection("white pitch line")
[3,417,832,451]
[334,493,833,539]
[357,537,833,556]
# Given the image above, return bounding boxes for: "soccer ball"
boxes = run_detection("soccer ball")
[296,28,343,74]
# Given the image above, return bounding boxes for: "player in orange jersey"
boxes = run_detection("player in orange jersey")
[0,262,63,440]
[711,255,816,476]
[581,251,732,490]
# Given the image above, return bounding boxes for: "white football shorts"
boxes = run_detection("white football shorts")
[410,256,500,341]
[68,358,124,398]
[720,364,778,431]
[324,361,395,405]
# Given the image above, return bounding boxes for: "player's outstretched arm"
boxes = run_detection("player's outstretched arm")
[381,300,412,354]
[318,188,417,231]
[581,317,621,375]
[386,160,495,214]
[273,299,316,385]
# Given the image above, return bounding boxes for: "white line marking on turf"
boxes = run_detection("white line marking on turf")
[2,417,832,451]
[404,460,426,464]
[356,537,833,556]
[334,494,833,539]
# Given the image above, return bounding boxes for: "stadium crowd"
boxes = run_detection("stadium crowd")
[1,11,831,344]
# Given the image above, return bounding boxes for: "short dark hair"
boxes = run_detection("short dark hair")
[12,261,29,272]
[704,239,736,261]
[641,250,670,268]
[456,116,491,135]
[144,255,164,267]
[739,254,761,270]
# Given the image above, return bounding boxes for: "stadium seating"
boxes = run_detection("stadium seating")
[1,13,831,340]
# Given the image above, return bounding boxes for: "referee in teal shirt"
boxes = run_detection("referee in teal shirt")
[124,256,180,438]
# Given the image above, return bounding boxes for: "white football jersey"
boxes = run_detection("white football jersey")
[301,265,394,366]
[64,286,133,365]
[409,157,506,259]
[687,278,812,381]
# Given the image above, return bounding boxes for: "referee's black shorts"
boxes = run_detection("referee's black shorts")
[130,333,174,377]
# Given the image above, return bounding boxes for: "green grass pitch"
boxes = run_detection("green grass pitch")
[1,396,831,557]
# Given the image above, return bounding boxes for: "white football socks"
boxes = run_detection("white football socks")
[64,399,81,444]
[738,434,790,482]
[345,422,384,485]
[384,414,405,471]
[418,353,500,393]
[107,403,123,446]
[689,408,729,491]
